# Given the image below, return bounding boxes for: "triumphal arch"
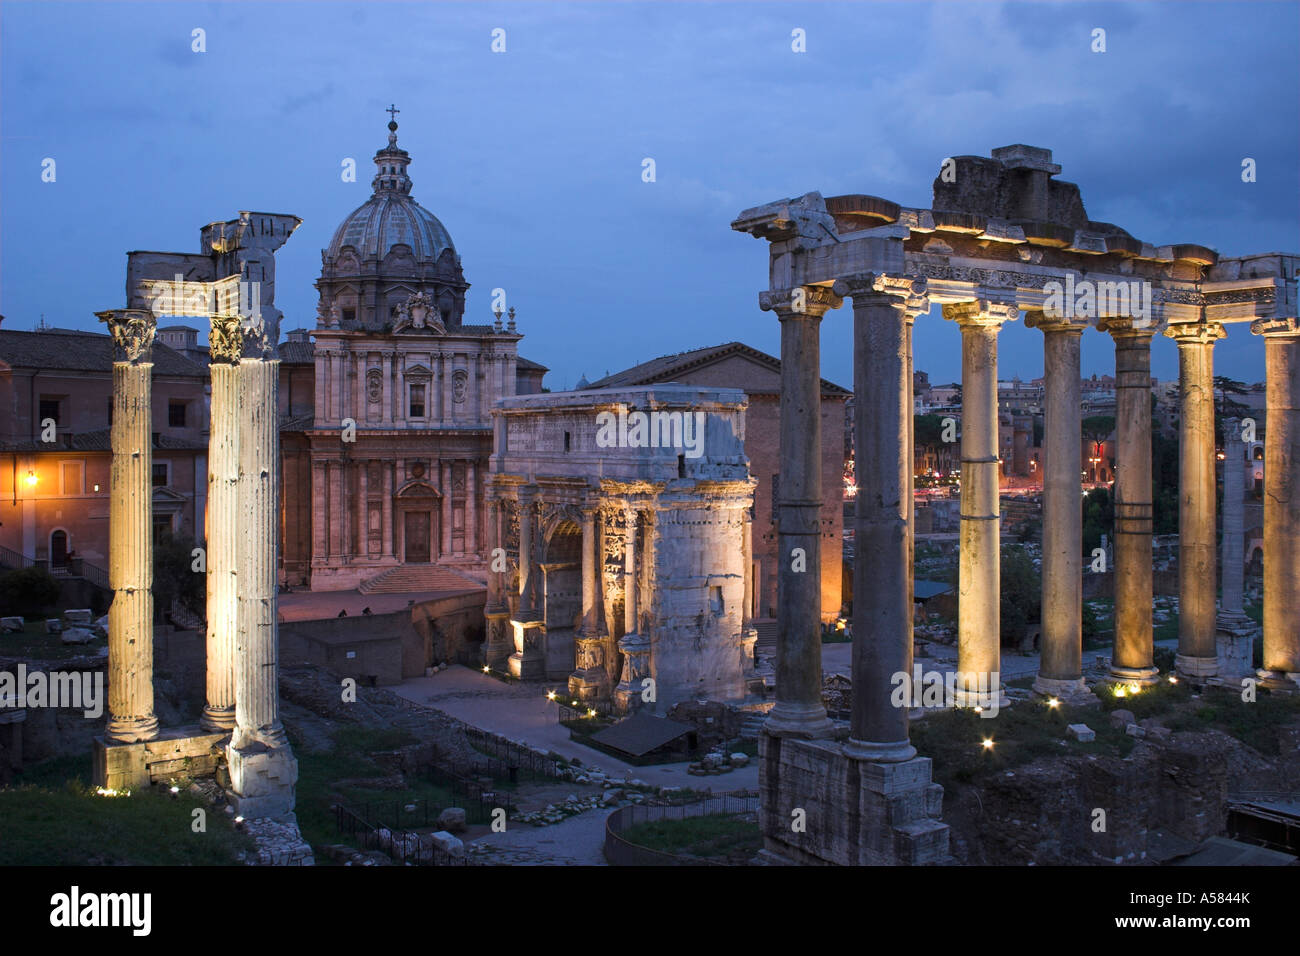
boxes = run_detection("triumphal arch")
[733,144,1298,865]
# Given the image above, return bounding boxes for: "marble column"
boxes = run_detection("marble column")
[227,318,297,818]
[569,504,607,700]
[759,285,841,738]
[311,460,327,564]
[615,506,650,711]
[740,505,758,674]
[200,315,241,731]
[1216,416,1255,678]
[1103,320,1160,685]
[944,298,1019,707]
[510,490,545,678]
[1168,322,1225,679]
[98,310,160,743]
[442,353,455,424]
[834,274,927,760]
[1254,318,1300,691]
[1027,311,1092,701]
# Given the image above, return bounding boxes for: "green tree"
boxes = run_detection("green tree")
[1082,486,1113,556]
[153,530,204,622]
[0,566,61,618]
[999,544,1041,648]
[1213,376,1251,445]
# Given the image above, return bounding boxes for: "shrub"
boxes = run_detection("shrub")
[0,566,61,617]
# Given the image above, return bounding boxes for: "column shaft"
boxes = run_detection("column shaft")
[844,287,915,759]
[1035,320,1086,695]
[106,355,159,742]
[201,361,239,730]
[1109,328,1158,682]
[1174,330,1220,676]
[1261,332,1300,686]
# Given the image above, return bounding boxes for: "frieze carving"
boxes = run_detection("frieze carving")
[209,313,243,364]
[393,291,446,334]
[452,368,469,404]
[97,310,155,365]
[367,368,383,403]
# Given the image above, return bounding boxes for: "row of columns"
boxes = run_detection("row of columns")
[761,281,1300,760]
[98,309,295,815]
[315,347,513,426]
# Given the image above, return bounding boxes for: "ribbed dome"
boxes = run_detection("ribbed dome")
[324,117,455,265]
[326,194,455,263]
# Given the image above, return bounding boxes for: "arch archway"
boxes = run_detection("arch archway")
[394,481,441,564]
[49,528,70,568]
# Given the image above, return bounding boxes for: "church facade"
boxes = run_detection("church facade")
[280,117,546,591]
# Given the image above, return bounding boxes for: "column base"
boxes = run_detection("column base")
[226,739,299,819]
[951,686,1010,710]
[1031,676,1098,706]
[1105,664,1160,687]
[1256,670,1300,694]
[763,702,836,739]
[509,620,546,681]
[842,736,917,763]
[1174,654,1219,680]
[568,669,609,703]
[200,706,237,732]
[1213,615,1259,682]
[105,715,160,744]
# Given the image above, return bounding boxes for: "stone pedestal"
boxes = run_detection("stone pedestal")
[94,728,229,793]
[484,605,512,671]
[614,632,651,712]
[758,731,949,866]
[568,630,608,701]
[226,743,300,819]
[509,619,546,680]
[760,286,841,738]
[97,310,160,746]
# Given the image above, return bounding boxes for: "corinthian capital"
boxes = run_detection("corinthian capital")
[209,313,244,364]
[1251,316,1300,338]
[759,285,843,317]
[96,309,156,365]
[240,312,279,360]
[942,298,1019,328]
[1164,320,1226,346]
[1023,309,1086,334]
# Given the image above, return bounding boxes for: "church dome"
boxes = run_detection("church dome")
[317,111,469,331]
[325,119,455,264]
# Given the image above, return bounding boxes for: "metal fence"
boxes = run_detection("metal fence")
[604,794,761,867]
[334,803,469,866]
[464,727,563,780]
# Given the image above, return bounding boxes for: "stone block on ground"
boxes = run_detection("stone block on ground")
[729,752,750,767]
[0,617,23,633]
[1067,723,1096,742]
[64,609,93,624]
[1109,709,1136,729]
[44,619,62,634]
[437,807,467,833]
[428,831,465,857]
[60,627,95,645]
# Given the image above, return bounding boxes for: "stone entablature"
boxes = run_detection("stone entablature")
[486,386,758,711]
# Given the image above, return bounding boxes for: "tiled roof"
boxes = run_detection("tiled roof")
[0,329,207,378]
[280,413,315,432]
[0,429,205,452]
[588,341,850,396]
[278,340,315,364]
[516,355,549,372]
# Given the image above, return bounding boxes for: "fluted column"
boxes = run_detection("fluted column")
[358,459,369,559]
[201,315,241,731]
[381,461,393,558]
[1027,311,1091,701]
[834,274,927,760]
[944,298,1019,706]
[1103,320,1160,685]
[759,285,842,738]
[1254,317,1300,692]
[98,310,160,743]
[484,494,511,670]
[311,459,327,564]
[614,506,650,711]
[1168,321,1225,678]
[1216,415,1254,678]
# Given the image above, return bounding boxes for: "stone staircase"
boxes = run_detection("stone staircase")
[358,565,485,595]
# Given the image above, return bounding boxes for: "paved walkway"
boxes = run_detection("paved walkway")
[391,666,760,791]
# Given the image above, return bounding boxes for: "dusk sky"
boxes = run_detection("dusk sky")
[2,1,1297,389]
